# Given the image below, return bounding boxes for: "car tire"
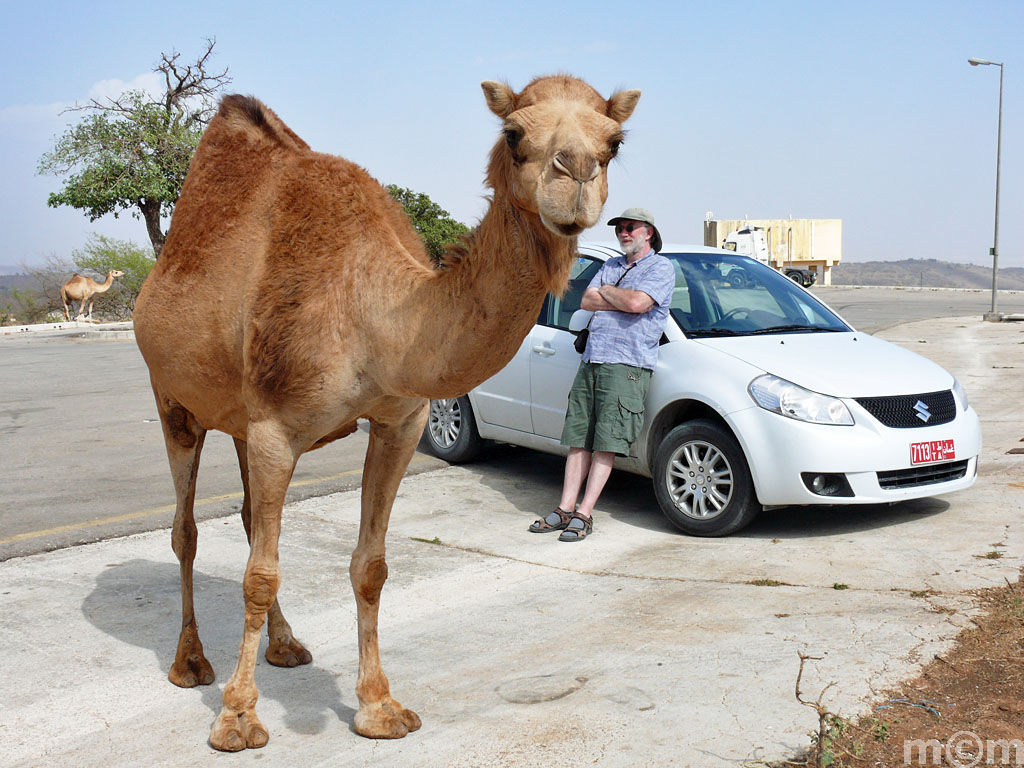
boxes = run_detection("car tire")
[652,419,759,537]
[424,396,483,463]
[786,271,803,283]
[728,271,746,288]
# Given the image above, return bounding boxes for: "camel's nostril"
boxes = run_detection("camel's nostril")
[553,154,572,177]
[553,151,598,185]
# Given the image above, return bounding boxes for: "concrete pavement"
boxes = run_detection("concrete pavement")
[1,316,1022,767]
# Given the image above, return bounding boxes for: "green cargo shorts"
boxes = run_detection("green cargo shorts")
[560,362,652,456]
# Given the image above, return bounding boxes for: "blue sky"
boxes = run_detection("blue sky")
[1,0,1020,269]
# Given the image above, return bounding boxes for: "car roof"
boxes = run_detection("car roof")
[580,241,735,258]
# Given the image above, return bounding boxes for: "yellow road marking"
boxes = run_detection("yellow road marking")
[2,455,438,545]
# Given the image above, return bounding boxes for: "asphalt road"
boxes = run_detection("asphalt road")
[810,284,1024,332]
[2,286,1023,560]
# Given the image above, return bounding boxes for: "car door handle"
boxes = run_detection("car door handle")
[532,344,556,356]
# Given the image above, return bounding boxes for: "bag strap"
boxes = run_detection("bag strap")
[582,261,636,331]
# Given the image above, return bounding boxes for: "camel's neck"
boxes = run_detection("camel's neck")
[393,196,576,398]
[95,274,115,292]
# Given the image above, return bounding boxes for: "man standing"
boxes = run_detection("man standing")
[529,208,676,542]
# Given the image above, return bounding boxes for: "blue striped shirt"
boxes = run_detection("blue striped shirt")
[583,251,676,370]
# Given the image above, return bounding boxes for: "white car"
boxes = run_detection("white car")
[424,243,981,536]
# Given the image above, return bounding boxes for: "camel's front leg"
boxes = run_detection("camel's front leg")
[351,398,428,739]
[210,421,297,752]
[232,437,312,668]
[154,394,214,688]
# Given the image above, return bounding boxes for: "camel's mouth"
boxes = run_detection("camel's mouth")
[542,216,585,238]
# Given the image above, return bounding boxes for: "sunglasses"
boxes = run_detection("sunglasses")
[615,221,647,236]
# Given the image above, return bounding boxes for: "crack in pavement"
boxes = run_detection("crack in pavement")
[409,538,987,598]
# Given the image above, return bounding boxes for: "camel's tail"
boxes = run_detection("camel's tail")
[59,281,73,321]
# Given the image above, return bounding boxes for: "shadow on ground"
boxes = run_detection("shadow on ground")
[459,443,950,539]
[81,558,356,734]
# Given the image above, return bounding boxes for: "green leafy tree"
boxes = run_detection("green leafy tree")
[386,185,471,263]
[72,234,155,317]
[38,39,230,258]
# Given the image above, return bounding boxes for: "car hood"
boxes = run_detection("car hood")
[692,332,953,398]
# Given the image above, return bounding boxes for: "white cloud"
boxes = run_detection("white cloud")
[0,71,163,126]
[86,71,163,104]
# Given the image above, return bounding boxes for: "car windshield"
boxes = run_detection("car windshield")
[662,252,850,337]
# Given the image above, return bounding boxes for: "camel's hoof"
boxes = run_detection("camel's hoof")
[209,709,268,751]
[169,653,215,688]
[354,698,421,739]
[265,638,312,667]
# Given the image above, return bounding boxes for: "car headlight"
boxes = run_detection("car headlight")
[952,376,969,410]
[748,374,854,426]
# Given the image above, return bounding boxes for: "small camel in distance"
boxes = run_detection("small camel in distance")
[60,270,125,322]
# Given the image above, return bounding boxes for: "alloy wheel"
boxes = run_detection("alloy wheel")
[664,439,734,520]
[428,399,462,448]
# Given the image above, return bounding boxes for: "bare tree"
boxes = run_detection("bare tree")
[38,39,232,258]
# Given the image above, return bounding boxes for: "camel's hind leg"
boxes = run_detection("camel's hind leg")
[232,437,312,668]
[60,289,71,322]
[210,420,298,751]
[153,392,214,688]
[351,398,428,739]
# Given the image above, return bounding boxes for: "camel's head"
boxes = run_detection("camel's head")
[109,270,126,278]
[482,76,640,238]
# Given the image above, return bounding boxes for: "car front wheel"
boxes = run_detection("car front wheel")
[424,396,483,463]
[652,420,758,537]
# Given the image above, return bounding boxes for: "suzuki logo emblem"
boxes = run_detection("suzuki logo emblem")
[913,400,931,423]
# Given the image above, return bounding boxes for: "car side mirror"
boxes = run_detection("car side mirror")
[569,309,593,333]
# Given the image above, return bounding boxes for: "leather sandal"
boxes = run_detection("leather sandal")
[529,507,573,533]
[558,512,593,542]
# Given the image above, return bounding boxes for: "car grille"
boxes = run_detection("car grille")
[854,390,956,428]
[877,460,969,490]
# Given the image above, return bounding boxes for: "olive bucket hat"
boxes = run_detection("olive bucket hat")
[606,207,662,253]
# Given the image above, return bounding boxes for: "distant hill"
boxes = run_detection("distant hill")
[4,260,1024,292]
[0,273,39,291]
[831,259,1024,290]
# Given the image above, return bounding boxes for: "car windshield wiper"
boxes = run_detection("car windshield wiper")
[685,328,742,337]
[747,324,846,335]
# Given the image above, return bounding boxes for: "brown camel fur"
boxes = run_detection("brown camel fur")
[61,270,125,321]
[133,75,640,751]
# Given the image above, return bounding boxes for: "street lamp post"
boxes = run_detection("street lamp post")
[968,57,1004,322]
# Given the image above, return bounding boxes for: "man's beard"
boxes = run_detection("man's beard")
[622,239,647,258]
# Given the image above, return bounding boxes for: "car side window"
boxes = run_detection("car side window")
[541,255,603,330]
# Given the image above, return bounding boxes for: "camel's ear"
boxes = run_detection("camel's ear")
[482,81,517,118]
[607,89,641,123]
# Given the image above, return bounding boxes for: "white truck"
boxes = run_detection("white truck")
[720,225,817,287]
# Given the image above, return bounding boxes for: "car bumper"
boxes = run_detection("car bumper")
[728,403,982,506]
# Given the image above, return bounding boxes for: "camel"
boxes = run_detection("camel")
[61,270,125,321]
[132,75,640,751]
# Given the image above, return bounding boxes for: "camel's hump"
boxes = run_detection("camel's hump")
[215,94,311,152]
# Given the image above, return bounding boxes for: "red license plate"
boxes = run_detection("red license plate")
[910,439,955,465]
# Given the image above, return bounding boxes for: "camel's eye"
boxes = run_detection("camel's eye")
[503,127,526,165]
[504,127,523,155]
[609,137,622,158]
